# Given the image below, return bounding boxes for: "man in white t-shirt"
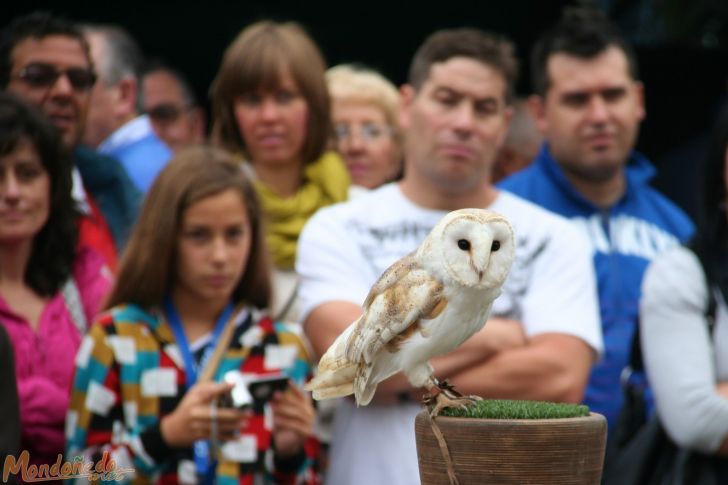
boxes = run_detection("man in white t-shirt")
[297,28,603,485]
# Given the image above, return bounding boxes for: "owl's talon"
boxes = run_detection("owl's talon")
[424,382,481,417]
[436,379,461,396]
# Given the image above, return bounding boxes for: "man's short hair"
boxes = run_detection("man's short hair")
[0,11,90,89]
[531,6,639,96]
[81,23,143,86]
[140,59,198,109]
[407,28,518,104]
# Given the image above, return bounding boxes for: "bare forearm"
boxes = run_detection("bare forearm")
[304,302,362,360]
[450,334,593,403]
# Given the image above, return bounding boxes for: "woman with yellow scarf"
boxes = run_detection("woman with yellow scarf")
[211,20,350,323]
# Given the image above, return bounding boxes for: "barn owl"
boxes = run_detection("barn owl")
[305,208,515,416]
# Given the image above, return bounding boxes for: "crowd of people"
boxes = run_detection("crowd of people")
[0,5,725,485]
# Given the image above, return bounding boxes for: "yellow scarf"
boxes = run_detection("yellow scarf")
[254,151,350,269]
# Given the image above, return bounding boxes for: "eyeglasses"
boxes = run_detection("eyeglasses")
[334,122,393,143]
[14,63,97,92]
[146,103,190,124]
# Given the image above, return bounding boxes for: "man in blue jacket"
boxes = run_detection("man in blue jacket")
[499,7,694,429]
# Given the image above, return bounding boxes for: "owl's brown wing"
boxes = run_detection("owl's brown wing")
[361,250,418,309]
[346,253,448,364]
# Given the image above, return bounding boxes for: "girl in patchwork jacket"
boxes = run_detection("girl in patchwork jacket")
[66,146,320,484]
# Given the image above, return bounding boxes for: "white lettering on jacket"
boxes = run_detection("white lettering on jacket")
[572,214,680,259]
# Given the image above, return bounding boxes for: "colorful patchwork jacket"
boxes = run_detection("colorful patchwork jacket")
[66,303,320,484]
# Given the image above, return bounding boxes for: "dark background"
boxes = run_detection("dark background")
[4,0,728,215]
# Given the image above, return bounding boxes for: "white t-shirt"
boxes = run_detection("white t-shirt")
[296,183,603,485]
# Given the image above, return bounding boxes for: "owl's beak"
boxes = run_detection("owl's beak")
[469,258,486,284]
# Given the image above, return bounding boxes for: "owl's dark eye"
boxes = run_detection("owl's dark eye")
[491,240,501,252]
[457,239,470,251]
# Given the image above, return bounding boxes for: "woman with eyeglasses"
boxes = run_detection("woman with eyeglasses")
[0,93,111,472]
[210,21,349,325]
[327,64,403,193]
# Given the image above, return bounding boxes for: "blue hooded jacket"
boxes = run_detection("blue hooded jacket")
[499,144,694,427]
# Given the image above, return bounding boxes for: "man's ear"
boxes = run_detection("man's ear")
[115,76,138,120]
[399,84,415,130]
[191,107,207,143]
[528,94,547,135]
[634,81,646,122]
[495,104,515,148]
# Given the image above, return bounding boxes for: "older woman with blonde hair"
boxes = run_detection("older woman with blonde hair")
[327,64,402,192]
[211,21,349,323]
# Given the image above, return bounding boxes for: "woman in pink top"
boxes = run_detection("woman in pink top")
[0,93,111,473]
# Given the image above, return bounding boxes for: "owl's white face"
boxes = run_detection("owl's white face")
[435,209,515,289]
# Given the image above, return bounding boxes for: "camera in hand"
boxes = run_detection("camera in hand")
[219,370,289,409]
[219,370,252,409]
[248,375,289,402]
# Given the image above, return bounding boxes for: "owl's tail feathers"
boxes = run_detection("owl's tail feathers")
[305,352,378,406]
[305,345,386,406]
[305,319,361,400]
[305,359,356,400]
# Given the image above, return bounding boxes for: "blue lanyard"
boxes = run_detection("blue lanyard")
[163,295,233,389]
[163,295,234,483]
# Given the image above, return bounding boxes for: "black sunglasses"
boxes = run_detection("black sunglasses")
[15,63,97,91]
[146,103,188,123]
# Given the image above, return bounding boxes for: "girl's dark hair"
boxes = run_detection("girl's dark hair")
[0,92,78,296]
[693,105,728,300]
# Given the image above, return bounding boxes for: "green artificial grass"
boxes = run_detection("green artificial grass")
[439,399,590,419]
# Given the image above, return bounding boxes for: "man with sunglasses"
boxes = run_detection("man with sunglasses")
[81,24,171,193]
[0,12,141,267]
[141,60,206,152]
